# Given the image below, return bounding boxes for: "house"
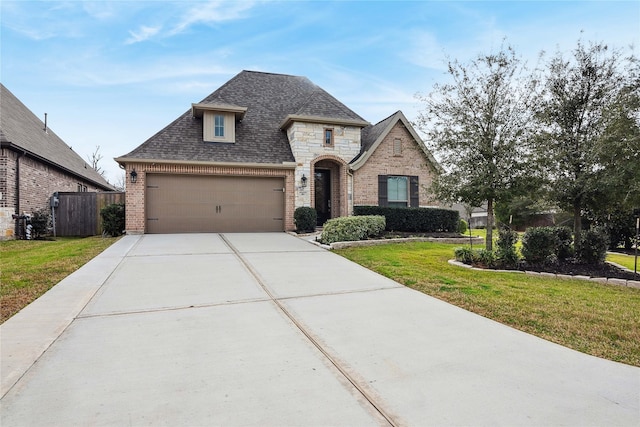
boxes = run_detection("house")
[116,71,441,234]
[0,84,114,239]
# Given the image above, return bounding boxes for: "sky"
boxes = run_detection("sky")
[2,0,639,185]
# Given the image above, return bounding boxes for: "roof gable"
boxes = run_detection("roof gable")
[118,71,367,165]
[0,84,113,189]
[352,110,441,172]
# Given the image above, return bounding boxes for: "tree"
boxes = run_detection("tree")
[416,44,539,250]
[113,172,126,191]
[533,40,638,250]
[87,145,105,177]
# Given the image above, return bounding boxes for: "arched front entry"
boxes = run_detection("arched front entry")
[311,156,349,226]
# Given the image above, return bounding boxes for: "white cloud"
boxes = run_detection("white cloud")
[169,0,256,35]
[402,30,448,71]
[125,25,162,44]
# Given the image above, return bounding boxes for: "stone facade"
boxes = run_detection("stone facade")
[353,121,438,207]
[123,162,296,234]
[286,122,361,210]
[0,149,107,239]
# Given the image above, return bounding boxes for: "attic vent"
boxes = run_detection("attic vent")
[393,138,402,156]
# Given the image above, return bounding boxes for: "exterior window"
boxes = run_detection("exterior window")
[214,115,225,137]
[393,138,402,156]
[204,112,235,142]
[378,175,419,207]
[387,176,408,207]
[324,128,334,146]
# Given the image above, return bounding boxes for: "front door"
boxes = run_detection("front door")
[314,169,331,226]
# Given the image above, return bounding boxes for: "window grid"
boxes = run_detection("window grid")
[214,115,225,137]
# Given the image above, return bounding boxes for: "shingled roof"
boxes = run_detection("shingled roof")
[352,110,442,172]
[118,70,369,165]
[0,84,113,190]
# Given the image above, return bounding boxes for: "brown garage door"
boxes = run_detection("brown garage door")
[146,174,285,233]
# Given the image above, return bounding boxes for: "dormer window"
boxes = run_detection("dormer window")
[214,114,225,137]
[191,103,247,144]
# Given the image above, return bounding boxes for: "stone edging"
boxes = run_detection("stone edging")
[301,236,484,250]
[447,259,640,289]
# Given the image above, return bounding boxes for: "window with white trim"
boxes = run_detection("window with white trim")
[214,114,225,137]
[203,111,235,143]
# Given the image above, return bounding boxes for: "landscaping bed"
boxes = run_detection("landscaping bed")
[521,260,639,281]
[460,259,640,281]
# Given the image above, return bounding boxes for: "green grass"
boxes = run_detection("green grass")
[335,241,640,367]
[607,252,639,272]
[0,236,119,323]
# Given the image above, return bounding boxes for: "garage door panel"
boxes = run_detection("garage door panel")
[146,174,285,233]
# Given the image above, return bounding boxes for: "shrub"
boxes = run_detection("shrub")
[454,247,475,264]
[294,207,317,233]
[458,218,468,234]
[101,203,125,237]
[320,215,385,244]
[496,226,520,267]
[553,226,574,261]
[476,249,496,268]
[353,206,459,233]
[29,208,51,239]
[576,228,609,265]
[521,226,558,265]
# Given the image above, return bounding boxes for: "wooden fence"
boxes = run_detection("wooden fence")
[54,192,125,237]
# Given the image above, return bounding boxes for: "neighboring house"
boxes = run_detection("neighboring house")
[116,71,441,234]
[0,84,114,239]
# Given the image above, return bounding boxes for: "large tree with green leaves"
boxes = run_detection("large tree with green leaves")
[416,45,539,250]
[533,40,639,249]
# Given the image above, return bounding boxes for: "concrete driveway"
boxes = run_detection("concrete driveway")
[1,233,638,426]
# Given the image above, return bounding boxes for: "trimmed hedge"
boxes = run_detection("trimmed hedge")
[30,208,51,239]
[100,203,125,237]
[294,207,317,233]
[320,215,386,244]
[521,226,559,264]
[354,206,459,233]
[577,228,609,265]
[521,226,576,265]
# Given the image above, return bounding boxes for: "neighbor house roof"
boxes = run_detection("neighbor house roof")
[352,110,442,172]
[0,84,113,190]
[117,70,369,165]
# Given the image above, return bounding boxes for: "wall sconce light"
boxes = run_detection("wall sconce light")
[130,169,138,184]
[301,174,307,187]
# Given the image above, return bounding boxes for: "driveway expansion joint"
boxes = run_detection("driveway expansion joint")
[219,233,399,427]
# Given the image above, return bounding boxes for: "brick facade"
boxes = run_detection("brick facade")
[353,121,438,207]
[124,162,296,234]
[0,148,108,239]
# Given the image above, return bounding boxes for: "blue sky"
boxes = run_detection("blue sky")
[2,0,639,184]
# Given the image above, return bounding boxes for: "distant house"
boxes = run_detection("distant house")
[0,84,114,239]
[116,70,441,234]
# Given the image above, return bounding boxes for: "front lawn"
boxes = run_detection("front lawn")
[607,252,639,272]
[0,236,119,323]
[335,241,640,367]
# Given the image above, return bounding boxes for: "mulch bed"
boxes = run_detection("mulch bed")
[515,260,640,281]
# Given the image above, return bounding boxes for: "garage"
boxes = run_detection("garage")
[145,174,285,233]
